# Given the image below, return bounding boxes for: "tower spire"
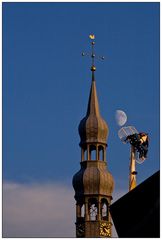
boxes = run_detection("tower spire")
[73,35,114,238]
[86,76,100,116]
[79,35,108,146]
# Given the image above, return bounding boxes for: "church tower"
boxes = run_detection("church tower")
[72,37,114,238]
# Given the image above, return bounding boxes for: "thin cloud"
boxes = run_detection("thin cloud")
[3,182,75,237]
[3,181,125,237]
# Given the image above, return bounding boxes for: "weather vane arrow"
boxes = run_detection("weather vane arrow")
[82,34,105,72]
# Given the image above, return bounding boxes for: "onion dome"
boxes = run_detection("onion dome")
[72,161,114,200]
[78,72,108,145]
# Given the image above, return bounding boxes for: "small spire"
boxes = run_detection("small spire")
[92,71,95,81]
[86,76,100,116]
[79,35,109,146]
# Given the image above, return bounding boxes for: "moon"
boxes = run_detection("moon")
[115,110,127,126]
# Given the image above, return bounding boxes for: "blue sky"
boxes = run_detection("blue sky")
[3,2,160,237]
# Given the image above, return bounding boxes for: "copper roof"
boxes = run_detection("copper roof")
[78,72,108,145]
[73,161,114,200]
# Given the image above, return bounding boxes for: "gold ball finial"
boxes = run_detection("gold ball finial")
[91,65,96,71]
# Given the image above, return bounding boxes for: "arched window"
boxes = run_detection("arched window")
[101,199,108,220]
[81,147,87,161]
[89,145,96,160]
[77,203,85,222]
[81,204,85,218]
[88,198,98,220]
[98,145,104,161]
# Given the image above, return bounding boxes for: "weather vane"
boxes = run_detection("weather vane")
[82,34,105,72]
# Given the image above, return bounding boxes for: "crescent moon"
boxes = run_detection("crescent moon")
[115,110,127,126]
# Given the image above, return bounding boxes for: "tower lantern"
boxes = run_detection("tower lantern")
[72,35,114,238]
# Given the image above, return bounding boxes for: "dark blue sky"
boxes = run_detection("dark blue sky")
[3,2,160,192]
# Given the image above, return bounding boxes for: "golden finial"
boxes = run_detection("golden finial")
[89,34,95,40]
[82,34,104,72]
